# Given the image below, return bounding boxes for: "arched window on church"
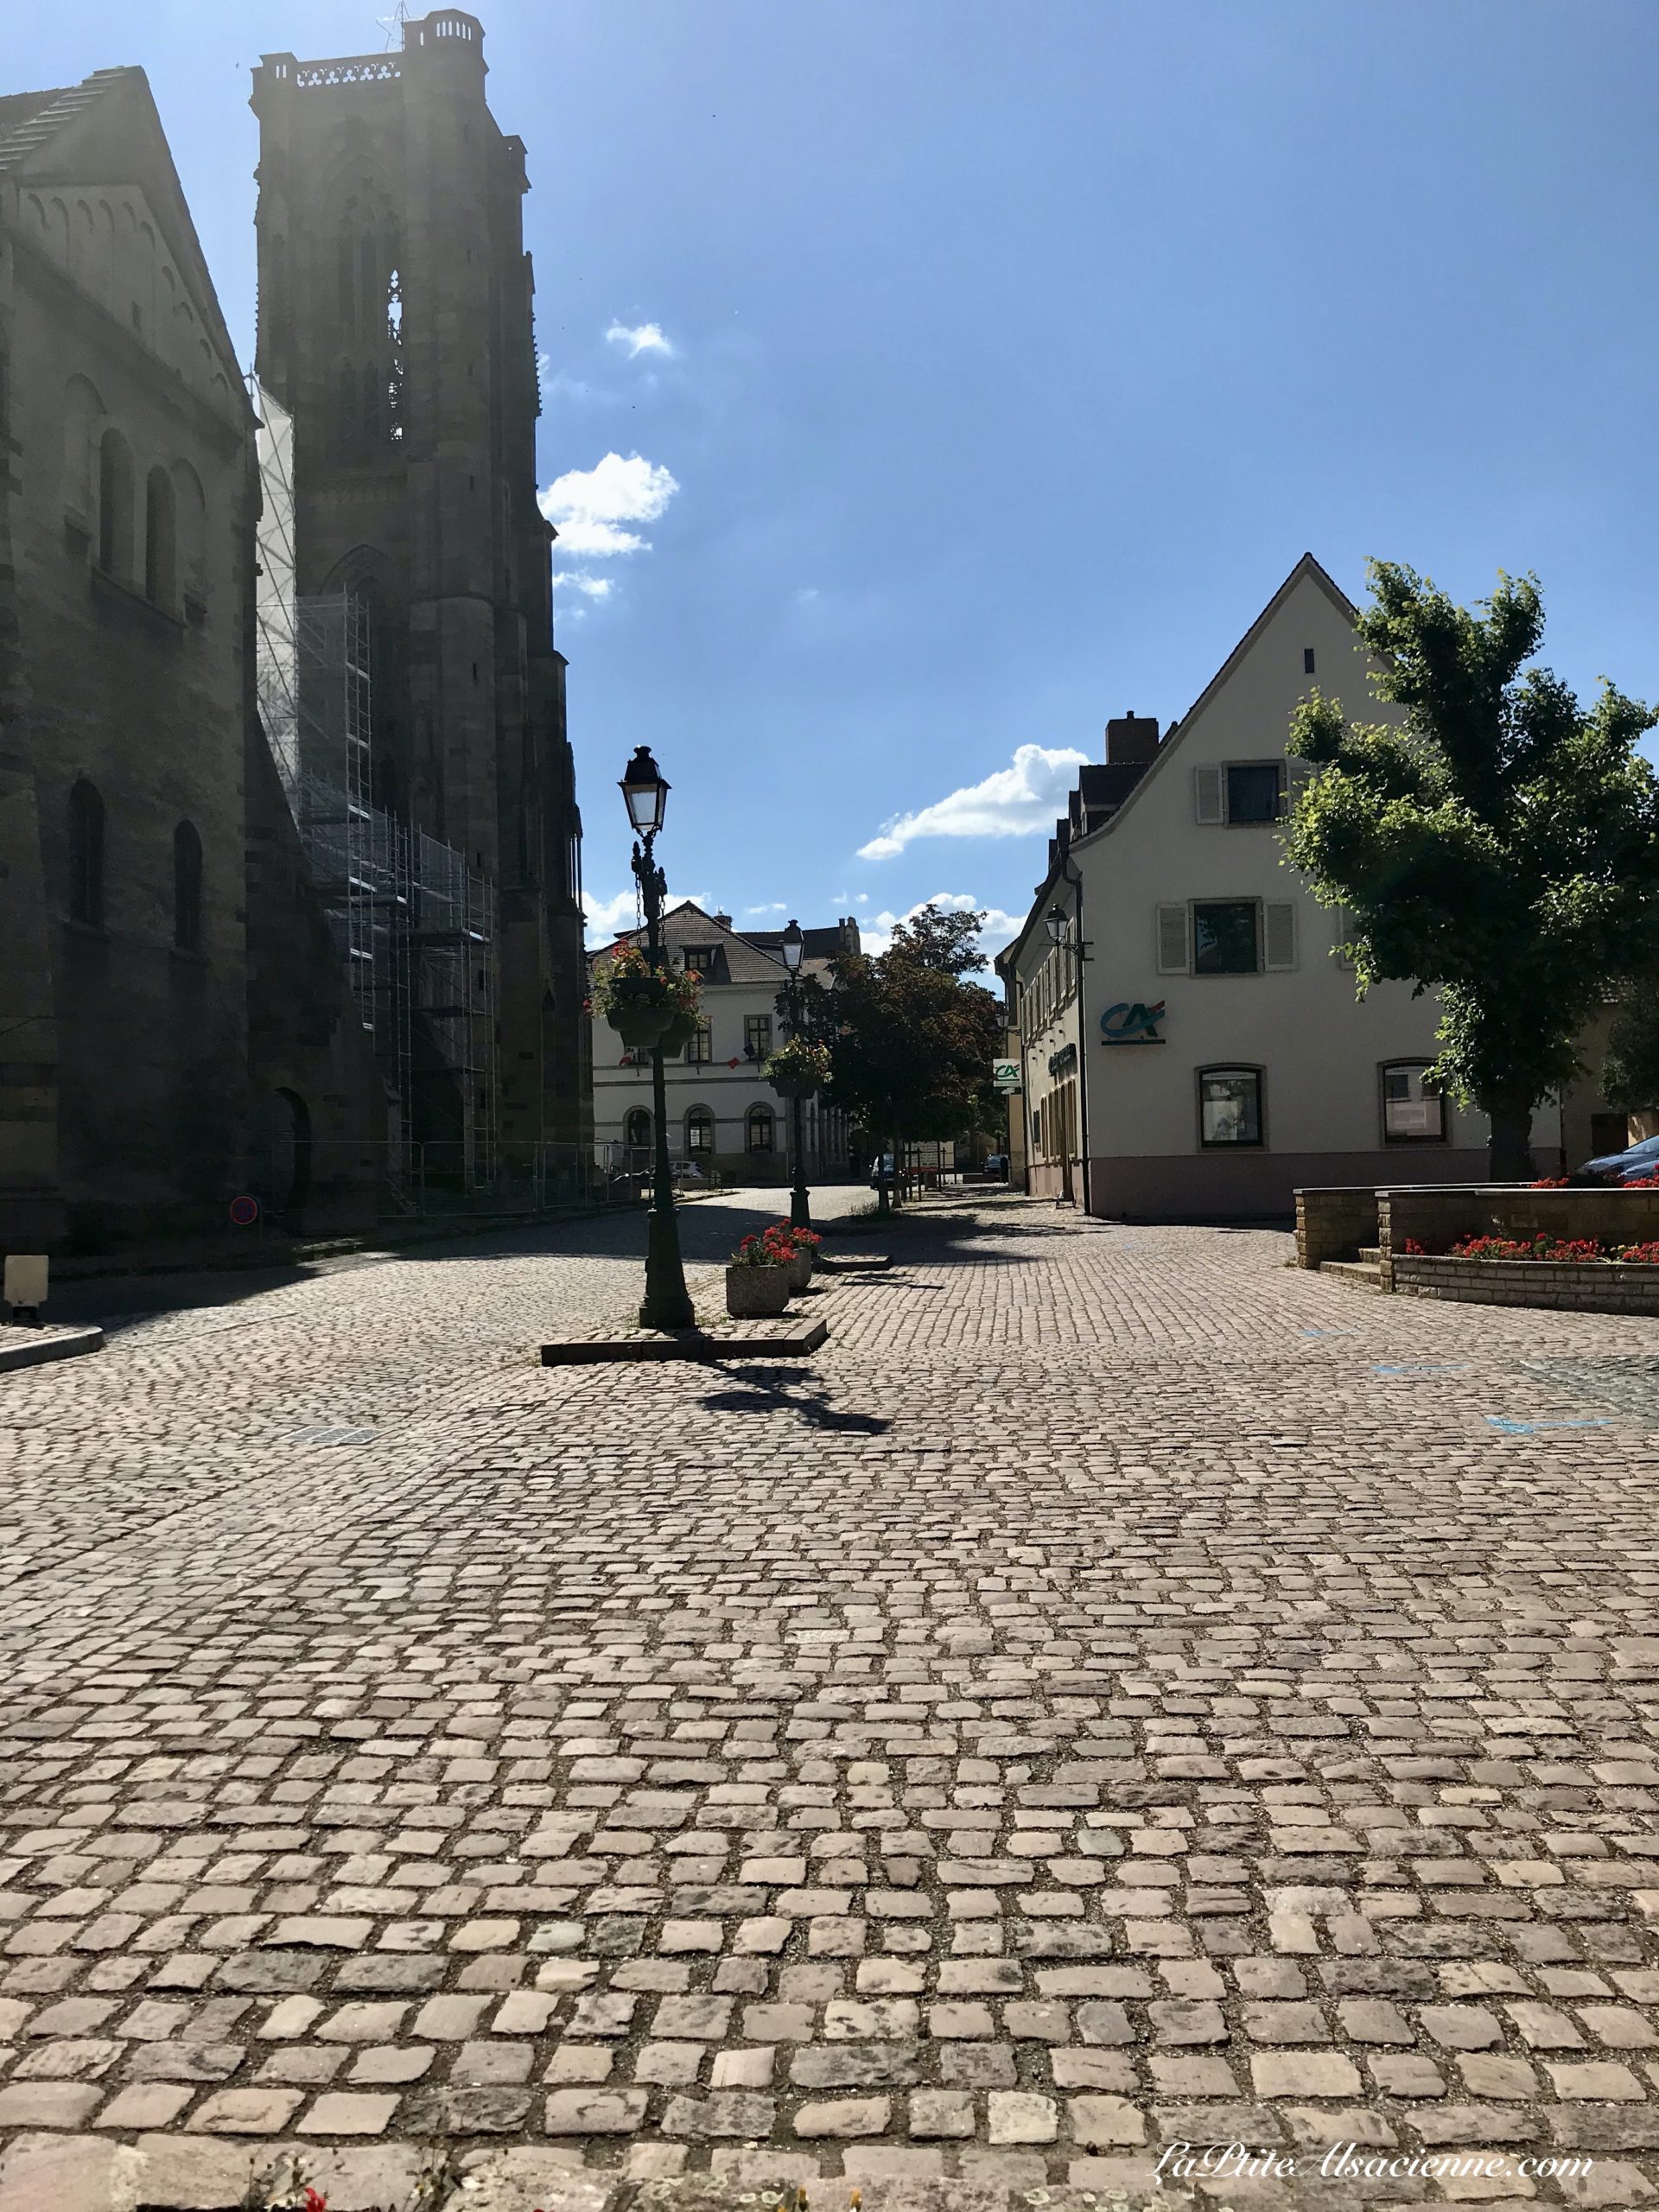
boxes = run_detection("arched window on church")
[335,361,356,460]
[69,779,105,928]
[144,464,176,608]
[97,426,133,580]
[173,820,203,952]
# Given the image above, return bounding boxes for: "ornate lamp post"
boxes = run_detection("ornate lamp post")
[1046,893,1092,1216]
[779,918,812,1232]
[621,747,695,1331]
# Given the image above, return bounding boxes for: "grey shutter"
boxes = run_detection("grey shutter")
[1334,906,1356,969]
[1283,757,1315,817]
[1264,900,1297,970]
[1194,765,1225,823]
[1156,903,1189,974]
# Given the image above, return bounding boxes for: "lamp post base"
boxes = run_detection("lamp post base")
[790,1185,811,1232]
[639,1203,696,1332]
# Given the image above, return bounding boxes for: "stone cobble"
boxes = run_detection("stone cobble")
[1,1192,1658,2206]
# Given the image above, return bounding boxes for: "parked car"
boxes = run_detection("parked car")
[982,1153,1008,1179]
[1580,1134,1659,1184]
[868,1154,895,1189]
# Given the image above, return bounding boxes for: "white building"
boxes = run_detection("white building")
[998,554,1570,1220]
[590,903,856,1185]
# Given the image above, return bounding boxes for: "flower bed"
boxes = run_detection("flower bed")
[1402,1233,1659,1263]
[1393,1247,1659,1315]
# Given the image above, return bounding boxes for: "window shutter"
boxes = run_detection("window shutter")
[1334,906,1357,969]
[1283,758,1314,817]
[1194,766,1225,824]
[1156,903,1189,974]
[1263,900,1297,970]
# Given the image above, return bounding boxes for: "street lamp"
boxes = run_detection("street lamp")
[620,747,695,1331]
[1045,885,1092,1214]
[779,918,812,1232]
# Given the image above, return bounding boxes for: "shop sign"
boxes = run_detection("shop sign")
[993,1058,1023,1095]
[1101,999,1166,1045]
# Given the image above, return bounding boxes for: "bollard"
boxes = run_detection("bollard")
[3,1254,48,1327]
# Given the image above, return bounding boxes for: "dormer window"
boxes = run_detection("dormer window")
[683,947,715,976]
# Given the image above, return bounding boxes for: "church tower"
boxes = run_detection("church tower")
[251,11,588,1160]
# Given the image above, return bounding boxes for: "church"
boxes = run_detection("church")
[0,14,590,1255]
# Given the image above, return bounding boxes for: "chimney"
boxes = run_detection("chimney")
[1105,712,1160,765]
[714,911,733,930]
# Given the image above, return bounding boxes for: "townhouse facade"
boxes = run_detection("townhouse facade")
[997,554,1612,1221]
[590,903,856,1185]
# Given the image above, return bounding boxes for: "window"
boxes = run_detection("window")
[685,1106,714,1154]
[143,465,175,607]
[746,1103,774,1154]
[623,1108,651,1150]
[1225,763,1283,823]
[173,821,202,951]
[744,1014,772,1061]
[682,947,715,976]
[68,779,105,927]
[684,1017,713,1065]
[97,428,133,580]
[1303,647,1317,675]
[1195,761,1287,824]
[1199,1066,1263,1147]
[1381,1062,1445,1143]
[1193,900,1259,975]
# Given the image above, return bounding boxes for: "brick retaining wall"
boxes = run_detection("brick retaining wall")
[1393,1253,1659,1314]
[1294,1186,1380,1268]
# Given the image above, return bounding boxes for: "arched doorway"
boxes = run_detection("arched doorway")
[256,1088,312,1219]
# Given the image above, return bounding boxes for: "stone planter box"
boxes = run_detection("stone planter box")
[1393,1253,1659,1315]
[785,1244,813,1293]
[726,1263,791,1319]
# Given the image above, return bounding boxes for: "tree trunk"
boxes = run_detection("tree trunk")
[1486,1094,1535,1182]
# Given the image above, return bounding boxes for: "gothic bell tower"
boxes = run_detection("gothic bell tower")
[251,11,588,1158]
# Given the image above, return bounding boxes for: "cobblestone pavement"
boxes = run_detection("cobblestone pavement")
[3,1193,1659,2208]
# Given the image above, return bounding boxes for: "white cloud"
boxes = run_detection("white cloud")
[539,452,680,558]
[553,569,613,602]
[583,888,709,946]
[745,901,786,915]
[857,742,1090,861]
[858,893,1022,969]
[606,320,674,359]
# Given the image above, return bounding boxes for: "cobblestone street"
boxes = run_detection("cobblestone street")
[3,1192,1659,2209]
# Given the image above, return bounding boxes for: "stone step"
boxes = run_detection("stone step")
[1319,1257,1386,1292]
[1359,1245,1381,1262]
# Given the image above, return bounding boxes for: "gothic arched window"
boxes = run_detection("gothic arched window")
[174,821,203,952]
[69,779,105,928]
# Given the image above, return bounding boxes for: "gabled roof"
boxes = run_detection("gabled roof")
[1068,551,1358,855]
[594,900,791,986]
[0,67,243,396]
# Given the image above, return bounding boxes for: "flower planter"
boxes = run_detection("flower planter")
[658,1012,701,1056]
[769,1071,818,1101]
[785,1244,813,1292]
[726,1263,792,1319]
[609,1004,672,1052]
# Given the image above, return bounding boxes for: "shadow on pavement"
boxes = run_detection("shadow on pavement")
[698,1363,893,1436]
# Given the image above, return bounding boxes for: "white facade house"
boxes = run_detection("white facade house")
[590,903,855,1185]
[1000,554,1565,1220]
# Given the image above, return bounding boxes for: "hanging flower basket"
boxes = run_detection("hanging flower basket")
[765,1037,831,1102]
[613,1004,672,1051]
[592,941,701,1052]
[658,1010,701,1056]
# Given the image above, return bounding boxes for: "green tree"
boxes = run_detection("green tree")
[825,903,1004,1213]
[1601,989,1659,1124]
[1284,562,1659,1178]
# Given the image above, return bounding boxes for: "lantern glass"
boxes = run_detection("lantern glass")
[620,747,669,835]
[1046,906,1066,946]
[780,919,804,975]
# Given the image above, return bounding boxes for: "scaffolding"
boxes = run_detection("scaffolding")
[251,383,499,1190]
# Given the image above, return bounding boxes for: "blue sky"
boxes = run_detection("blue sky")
[15,0,1659,958]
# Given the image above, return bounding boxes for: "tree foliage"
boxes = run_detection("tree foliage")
[1601,989,1659,1116]
[823,905,1004,1174]
[1284,561,1659,1173]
